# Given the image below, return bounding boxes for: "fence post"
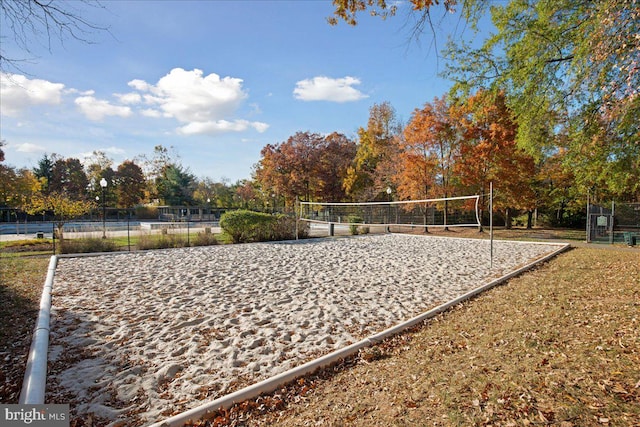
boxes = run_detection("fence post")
[587,190,591,243]
[610,201,615,244]
[127,217,131,251]
[52,223,56,255]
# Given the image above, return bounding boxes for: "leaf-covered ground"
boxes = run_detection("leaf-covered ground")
[200,246,639,427]
[0,256,49,403]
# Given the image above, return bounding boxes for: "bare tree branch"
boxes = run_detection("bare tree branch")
[0,0,111,73]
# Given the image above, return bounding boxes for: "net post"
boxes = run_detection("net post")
[295,196,299,240]
[490,182,494,269]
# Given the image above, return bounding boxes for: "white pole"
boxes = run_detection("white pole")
[490,182,494,269]
[295,197,299,240]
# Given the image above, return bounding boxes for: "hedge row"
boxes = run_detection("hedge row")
[219,210,308,243]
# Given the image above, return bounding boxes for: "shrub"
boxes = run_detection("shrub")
[347,215,363,235]
[220,210,305,243]
[192,230,219,247]
[220,210,273,243]
[137,233,187,250]
[59,238,118,254]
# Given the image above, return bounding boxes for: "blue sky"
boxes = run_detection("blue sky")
[1,1,488,182]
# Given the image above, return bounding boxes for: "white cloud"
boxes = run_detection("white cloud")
[115,92,142,104]
[15,142,46,153]
[0,73,65,116]
[128,68,262,135]
[293,76,368,103]
[141,108,162,118]
[252,121,270,133]
[74,96,133,121]
[128,79,151,91]
[177,119,269,136]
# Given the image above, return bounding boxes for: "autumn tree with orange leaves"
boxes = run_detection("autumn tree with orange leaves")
[399,96,463,229]
[452,90,536,229]
[256,131,356,206]
[344,102,402,201]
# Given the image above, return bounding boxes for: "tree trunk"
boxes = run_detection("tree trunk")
[55,223,64,242]
[526,210,534,229]
[505,208,512,229]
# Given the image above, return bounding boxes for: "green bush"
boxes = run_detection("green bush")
[347,215,363,235]
[137,233,187,250]
[59,238,118,254]
[192,229,219,247]
[220,210,305,243]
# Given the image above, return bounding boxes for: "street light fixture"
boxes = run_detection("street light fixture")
[100,178,107,238]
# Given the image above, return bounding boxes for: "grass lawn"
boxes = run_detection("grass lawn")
[1,232,638,427]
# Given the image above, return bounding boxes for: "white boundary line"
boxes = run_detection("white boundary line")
[19,255,58,404]
[150,241,570,427]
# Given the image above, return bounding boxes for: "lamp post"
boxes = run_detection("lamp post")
[100,178,107,238]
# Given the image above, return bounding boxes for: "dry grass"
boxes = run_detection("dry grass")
[204,247,639,427]
[0,256,50,403]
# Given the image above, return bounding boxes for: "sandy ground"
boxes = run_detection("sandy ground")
[46,234,562,426]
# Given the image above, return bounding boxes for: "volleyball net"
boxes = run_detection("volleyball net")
[298,194,481,229]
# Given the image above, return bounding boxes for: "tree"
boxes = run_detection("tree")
[156,164,196,206]
[256,131,322,204]
[49,157,89,200]
[256,131,356,206]
[1,0,109,73]
[537,147,582,227]
[402,97,462,193]
[445,0,640,199]
[235,180,259,210]
[452,90,536,229]
[115,160,145,208]
[136,145,181,202]
[328,0,459,26]
[25,192,94,241]
[32,153,55,194]
[344,102,401,200]
[84,150,113,186]
[318,132,358,202]
[0,140,5,162]
[399,96,465,229]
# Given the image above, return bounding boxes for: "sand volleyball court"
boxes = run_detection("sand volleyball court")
[45,234,563,425]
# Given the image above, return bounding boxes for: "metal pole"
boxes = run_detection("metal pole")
[586,190,590,243]
[610,201,615,244]
[490,182,494,269]
[102,186,106,239]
